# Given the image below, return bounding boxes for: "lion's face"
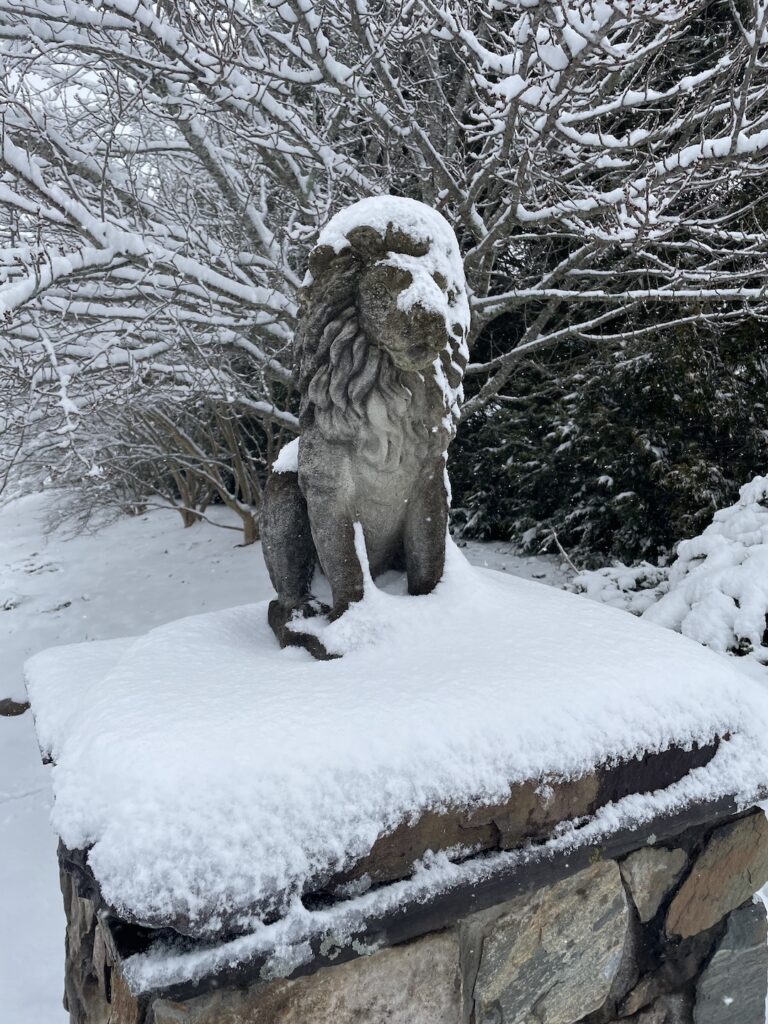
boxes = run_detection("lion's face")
[357,261,459,372]
[299,214,468,450]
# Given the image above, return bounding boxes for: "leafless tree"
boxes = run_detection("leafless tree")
[2,0,768,498]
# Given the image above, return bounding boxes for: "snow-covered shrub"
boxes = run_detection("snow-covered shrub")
[568,476,768,668]
[55,396,279,544]
[643,477,768,665]
[569,563,670,616]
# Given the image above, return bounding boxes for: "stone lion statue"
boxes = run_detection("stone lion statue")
[261,196,469,659]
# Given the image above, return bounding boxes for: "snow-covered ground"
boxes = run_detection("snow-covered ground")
[0,491,566,1024]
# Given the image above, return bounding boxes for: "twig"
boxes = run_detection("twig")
[547,529,581,575]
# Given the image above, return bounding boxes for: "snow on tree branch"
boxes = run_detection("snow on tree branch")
[1,0,767,478]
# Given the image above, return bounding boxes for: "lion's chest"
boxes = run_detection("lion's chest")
[354,448,427,502]
[299,428,443,575]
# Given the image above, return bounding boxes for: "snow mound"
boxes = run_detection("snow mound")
[644,476,768,663]
[570,562,670,616]
[272,436,299,474]
[25,540,768,943]
[571,477,768,668]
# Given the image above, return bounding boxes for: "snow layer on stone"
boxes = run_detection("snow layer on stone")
[643,477,768,664]
[315,194,470,352]
[25,540,768,943]
[124,723,768,995]
[271,436,299,474]
[0,490,558,1022]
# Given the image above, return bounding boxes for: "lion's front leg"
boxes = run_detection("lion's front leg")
[298,439,365,619]
[261,470,317,620]
[305,496,365,619]
[404,465,448,596]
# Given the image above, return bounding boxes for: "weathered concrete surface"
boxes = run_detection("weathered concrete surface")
[150,930,461,1024]
[694,901,768,1024]
[471,861,633,1024]
[262,200,468,656]
[666,812,768,938]
[620,846,688,922]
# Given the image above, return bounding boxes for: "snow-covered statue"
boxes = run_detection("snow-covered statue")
[261,196,469,659]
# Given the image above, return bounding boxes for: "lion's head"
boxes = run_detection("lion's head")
[296,198,469,464]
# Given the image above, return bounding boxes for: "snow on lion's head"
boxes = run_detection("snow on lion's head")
[296,197,469,463]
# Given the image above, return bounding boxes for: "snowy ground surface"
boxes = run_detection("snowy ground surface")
[0,491,565,1023]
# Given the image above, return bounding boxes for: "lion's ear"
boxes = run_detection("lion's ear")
[384,225,429,258]
[307,244,339,280]
[345,225,388,260]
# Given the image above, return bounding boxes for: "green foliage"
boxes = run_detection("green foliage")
[450,321,768,566]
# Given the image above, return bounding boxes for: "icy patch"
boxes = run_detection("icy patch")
[25,539,768,944]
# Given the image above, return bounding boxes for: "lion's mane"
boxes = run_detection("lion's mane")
[295,250,465,469]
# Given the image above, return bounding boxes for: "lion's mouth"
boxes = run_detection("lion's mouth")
[409,342,433,362]
[388,341,436,370]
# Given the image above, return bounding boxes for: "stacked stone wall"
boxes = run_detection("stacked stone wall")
[61,809,768,1024]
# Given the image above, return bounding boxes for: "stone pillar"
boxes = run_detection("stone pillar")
[59,809,768,1024]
